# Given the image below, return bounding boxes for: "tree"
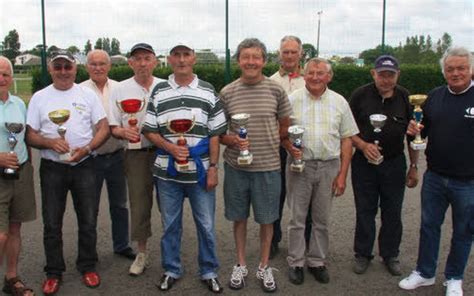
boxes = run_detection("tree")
[84,39,92,54]
[67,45,80,54]
[102,37,111,54]
[339,56,356,64]
[436,32,452,55]
[359,45,396,65]
[110,38,121,55]
[302,43,317,61]
[94,38,103,50]
[195,49,219,64]
[2,29,21,63]
[47,45,60,55]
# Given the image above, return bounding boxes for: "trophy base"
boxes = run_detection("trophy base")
[410,141,426,150]
[59,152,71,161]
[237,154,253,165]
[368,156,384,165]
[290,163,305,172]
[128,141,142,150]
[2,168,19,180]
[175,162,189,172]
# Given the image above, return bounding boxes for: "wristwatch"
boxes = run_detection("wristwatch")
[410,163,418,169]
[209,163,219,169]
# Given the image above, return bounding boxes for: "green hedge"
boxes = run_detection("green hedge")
[32,63,444,99]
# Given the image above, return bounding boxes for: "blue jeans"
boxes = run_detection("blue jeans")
[40,158,99,276]
[416,170,474,280]
[95,150,130,252]
[156,178,219,279]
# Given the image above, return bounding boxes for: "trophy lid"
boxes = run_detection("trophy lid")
[48,109,71,124]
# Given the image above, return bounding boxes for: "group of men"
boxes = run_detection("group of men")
[0,35,472,296]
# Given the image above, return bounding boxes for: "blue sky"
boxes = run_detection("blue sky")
[1,0,472,57]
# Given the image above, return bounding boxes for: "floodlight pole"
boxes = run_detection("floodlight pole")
[41,0,48,87]
[381,0,386,53]
[224,0,231,84]
[316,10,323,57]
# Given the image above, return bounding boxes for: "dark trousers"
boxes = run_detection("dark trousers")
[273,147,311,245]
[351,152,407,260]
[95,150,130,253]
[40,158,99,276]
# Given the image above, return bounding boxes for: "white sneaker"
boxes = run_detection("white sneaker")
[256,266,278,293]
[399,270,435,290]
[228,264,248,290]
[444,279,463,296]
[129,252,150,276]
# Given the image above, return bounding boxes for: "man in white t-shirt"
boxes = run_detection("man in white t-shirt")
[109,43,165,276]
[26,50,110,295]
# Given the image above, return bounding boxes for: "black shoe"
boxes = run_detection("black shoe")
[157,274,177,291]
[288,267,304,285]
[353,256,370,274]
[114,247,136,260]
[384,257,402,276]
[308,266,329,284]
[203,277,223,294]
[269,242,279,259]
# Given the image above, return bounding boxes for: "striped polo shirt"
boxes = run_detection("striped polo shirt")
[220,77,292,172]
[143,74,227,183]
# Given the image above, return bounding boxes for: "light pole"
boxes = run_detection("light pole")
[316,10,323,57]
[382,0,386,53]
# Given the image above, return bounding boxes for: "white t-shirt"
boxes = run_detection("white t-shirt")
[27,83,106,162]
[109,76,164,149]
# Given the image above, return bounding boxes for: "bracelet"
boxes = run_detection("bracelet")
[410,163,418,169]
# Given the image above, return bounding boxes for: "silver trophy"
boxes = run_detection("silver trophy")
[368,114,387,165]
[288,125,305,172]
[4,122,24,177]
[231,113,253,165]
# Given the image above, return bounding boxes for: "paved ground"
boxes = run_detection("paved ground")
[3,149,473,295]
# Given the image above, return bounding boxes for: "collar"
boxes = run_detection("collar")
[278,66,304,78]
[448,80,473,95]
[168,74,199,90]
[305,87,328,101]
[0,92,12,105]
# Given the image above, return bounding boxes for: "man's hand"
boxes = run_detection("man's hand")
[287,145,303,160]
[68,146,90,163]
[121,126,140,142]
[0,152,19,169]
[167,142,189,162]
[407,119,424,137]
[361,142,382,162]
[206,167,218,191]
[332,173,346,197]
[406,166,419,188]
[48,137,70,154]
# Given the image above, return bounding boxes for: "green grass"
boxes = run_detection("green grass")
[10,73,33,103]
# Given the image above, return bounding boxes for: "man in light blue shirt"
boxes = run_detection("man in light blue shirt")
[0,56,36,295]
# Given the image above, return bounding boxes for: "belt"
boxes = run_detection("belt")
[128,147,156,152]
[97,149,123,157]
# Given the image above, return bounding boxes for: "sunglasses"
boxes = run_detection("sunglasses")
[52,63,74,71]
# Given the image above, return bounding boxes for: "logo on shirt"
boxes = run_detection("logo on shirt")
[465,107,474,118]
[72,102,87,114]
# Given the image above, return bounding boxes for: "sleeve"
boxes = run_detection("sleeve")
[142,89,160,133]
[26,94,41,130]
[339,99,360,138]
[207,96,228,137]
[277,88,293,119]
[89,92,107,125]
[108,85,123,126]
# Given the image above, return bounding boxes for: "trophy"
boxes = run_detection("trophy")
[167,118,195,172]
[48,109,71,161]
[3,122,24,178]
[288,125,305,172]
[116,98,146,149]
[409,94,428,150]
[231,113,253,165]
[368,114,387,165]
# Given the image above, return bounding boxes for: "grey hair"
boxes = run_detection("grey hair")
[280,35,303,52]
[439,46,473,75]
[86,49,111,64]
[0,56,14,76]
[304,57,333,76]
[236,38,267,61]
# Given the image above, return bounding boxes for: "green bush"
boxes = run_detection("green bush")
[32,63,444,98]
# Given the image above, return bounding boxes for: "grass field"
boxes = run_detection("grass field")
[11,73,33,103]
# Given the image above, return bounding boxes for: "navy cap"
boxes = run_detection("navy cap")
[170,43,194,54]
[374,55,399,72]
[130,43,155,55]
[50,50,75,63]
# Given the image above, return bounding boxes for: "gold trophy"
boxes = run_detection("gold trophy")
[48,109,71,161]
[231,113,253,165]
[409,94,428,150]
[116,98,146,149]
[368,114,387,165]
[288,125,305,172]
[3,122,24,178]
[167,118,195,172]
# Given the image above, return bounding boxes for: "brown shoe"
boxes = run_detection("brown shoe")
[3,276,34,296]
[385,257,402,276]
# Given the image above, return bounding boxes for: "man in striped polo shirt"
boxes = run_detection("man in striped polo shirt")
[219,38,292,293]
[143,43,227,293]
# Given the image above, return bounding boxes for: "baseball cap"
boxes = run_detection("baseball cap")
[170,43,194,54]
[374,55,399,72]
[50,50,75,63]
[130,43,155,55]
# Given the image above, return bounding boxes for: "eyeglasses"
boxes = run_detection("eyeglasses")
[88,62,108,68]
[52,63,74,71]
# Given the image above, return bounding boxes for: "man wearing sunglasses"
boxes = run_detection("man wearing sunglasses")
[26,49,110,295]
